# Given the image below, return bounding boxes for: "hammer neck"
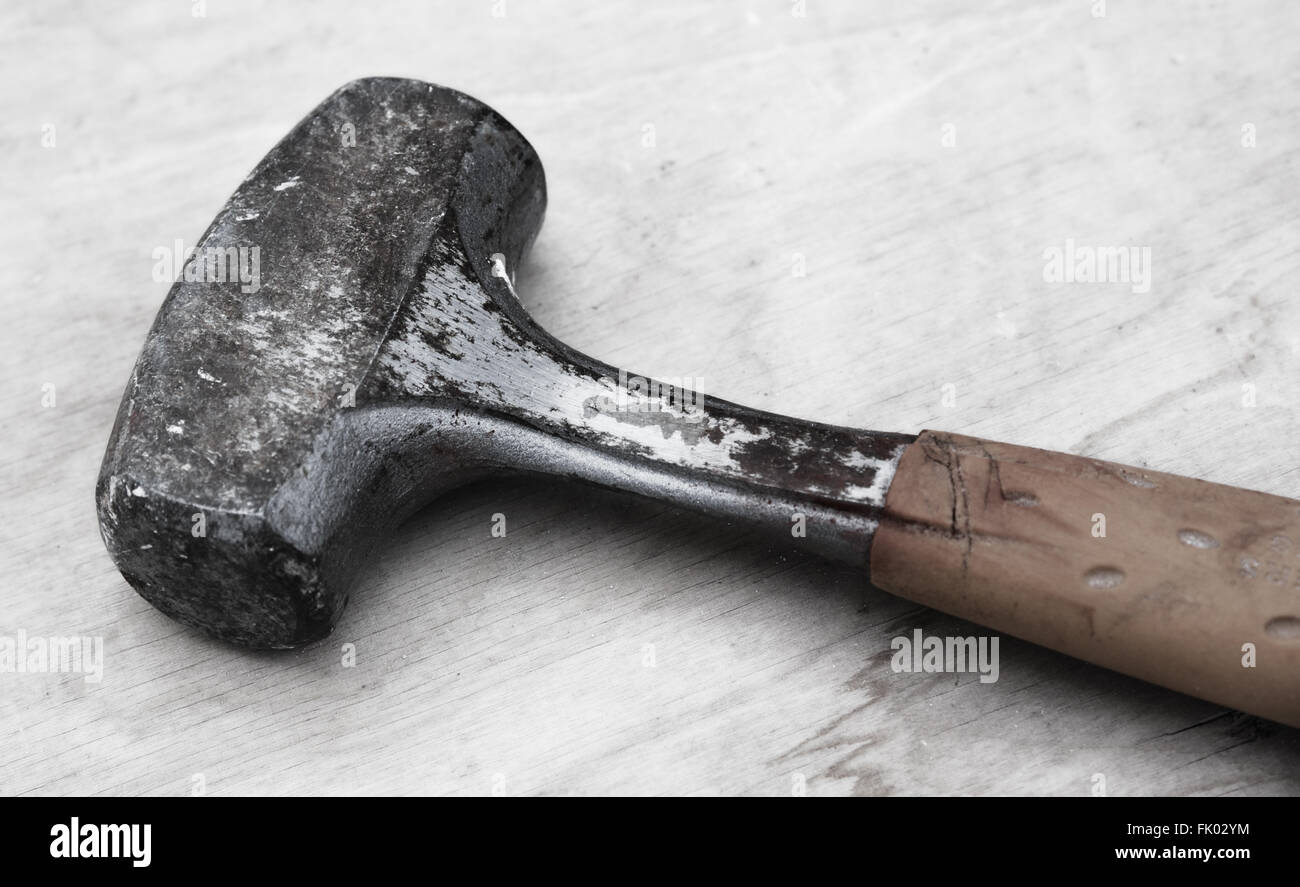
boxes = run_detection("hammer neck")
[356,250,913,569]
[473,371,915,570]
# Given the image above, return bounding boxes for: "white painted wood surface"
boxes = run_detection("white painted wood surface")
[2,0,1297,795]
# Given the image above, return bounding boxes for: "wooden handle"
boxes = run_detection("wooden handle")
[869,430,1300,727]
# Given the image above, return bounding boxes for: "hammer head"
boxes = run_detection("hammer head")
[97,78,547,648]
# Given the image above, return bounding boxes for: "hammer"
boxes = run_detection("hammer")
[97,78,1300,728]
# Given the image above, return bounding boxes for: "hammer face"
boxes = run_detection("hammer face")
[97,79,546,647]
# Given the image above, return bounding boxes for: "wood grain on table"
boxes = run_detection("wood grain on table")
[2,0,1297,795]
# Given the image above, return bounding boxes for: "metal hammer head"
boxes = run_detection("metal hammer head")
[100,77,908,650]
[97,79,549,647]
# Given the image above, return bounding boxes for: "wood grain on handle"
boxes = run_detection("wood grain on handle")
[869,431,1300,727]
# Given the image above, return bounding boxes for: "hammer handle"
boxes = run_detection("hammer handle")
[868,430,1300,727]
